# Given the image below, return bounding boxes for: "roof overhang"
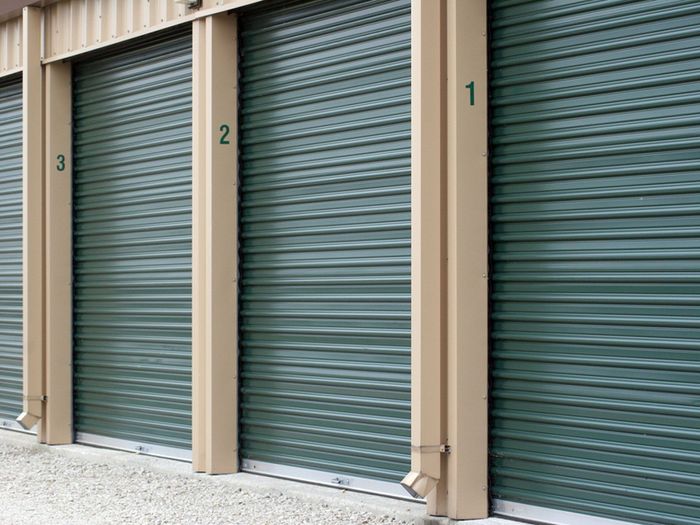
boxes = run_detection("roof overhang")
[0,1,57,24]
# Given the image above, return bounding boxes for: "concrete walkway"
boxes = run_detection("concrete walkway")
[0,429,518,525]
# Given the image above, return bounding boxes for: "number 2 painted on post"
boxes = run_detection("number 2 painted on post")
[219,124,231,145]
[465,81,475,106]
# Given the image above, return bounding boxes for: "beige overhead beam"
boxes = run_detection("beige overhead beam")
[445,0,489,520]
[192,12,238,474]
[42,60,72,445]
[17,5,44,432]
[402,0,447,510]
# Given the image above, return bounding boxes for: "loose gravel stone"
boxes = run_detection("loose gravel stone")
[0,437,416,525]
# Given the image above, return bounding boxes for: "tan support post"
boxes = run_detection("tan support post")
[445,0,489,519]
[43,61,73,445]
[402,0,447,509]
[17,5,44,433]
[192,12,238,474]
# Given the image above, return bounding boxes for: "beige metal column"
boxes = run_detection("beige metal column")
[445,0,489,519]
[43,61,73,445]
[403,0,447,511]
[192,12,239,474]
[17,5,44,433]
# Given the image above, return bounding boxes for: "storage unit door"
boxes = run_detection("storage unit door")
[0,78,22,428]
[490,2,700,524]
[238,0,411,495]
[73,30,192,457]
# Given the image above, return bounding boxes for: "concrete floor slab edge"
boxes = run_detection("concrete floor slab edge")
[415,519,524,525]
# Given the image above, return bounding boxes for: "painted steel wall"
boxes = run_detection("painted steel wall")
[238,0,411,489]
[43,0,262,63]
[0,17,21,77]
[44,0,190,59]
[490,1,700,524]
[0,78,22,425]
[72,30,193,452]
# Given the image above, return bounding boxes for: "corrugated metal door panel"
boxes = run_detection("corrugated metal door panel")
[238,0,411,487]
[490,1,700,524]
[72,30,192,452]
[0,78,22,426]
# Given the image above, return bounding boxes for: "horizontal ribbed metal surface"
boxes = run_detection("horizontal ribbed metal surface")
[0,78,22,424]
[238,0,411,485]
[490,2,700,524]
[73,31,192,451]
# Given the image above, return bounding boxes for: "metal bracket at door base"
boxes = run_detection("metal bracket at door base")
[241,459,415,500]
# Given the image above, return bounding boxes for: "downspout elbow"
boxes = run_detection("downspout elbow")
[16,409,41,430]
[400,470,439,499]
[16,395,45,430]
[400,444,449,498]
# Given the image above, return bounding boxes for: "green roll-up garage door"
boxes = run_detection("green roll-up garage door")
[238,0,411,496]
[490,2,700,524]
[73,30,192,458]
[0,78,22,429]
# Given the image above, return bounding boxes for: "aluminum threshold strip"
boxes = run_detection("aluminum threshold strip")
[0,418,35,434]
[493,500,641,525]
[241,459,421,502]
[75,432,192,462]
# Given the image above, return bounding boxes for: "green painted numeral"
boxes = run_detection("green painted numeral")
[57,154,65,172]
[465,81,475,106]
[219,124,231,145]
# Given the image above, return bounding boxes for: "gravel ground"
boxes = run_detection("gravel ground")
[0,431,421,525]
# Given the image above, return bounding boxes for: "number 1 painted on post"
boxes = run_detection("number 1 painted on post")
[465,81,475,106]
